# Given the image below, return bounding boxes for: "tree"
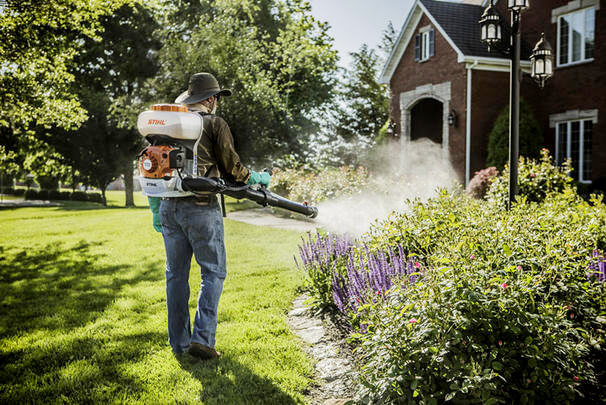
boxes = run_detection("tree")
[335,44,389,140]
[145,0,338,164]
[0,0,130,134]
[43,3,161,206]
[486,99,544,170]
[332,22,396,142]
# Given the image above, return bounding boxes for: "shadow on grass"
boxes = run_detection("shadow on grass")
[177,355,302,405]
[0,241,168,402]
[1,331,167,403]
[0,240,162,338]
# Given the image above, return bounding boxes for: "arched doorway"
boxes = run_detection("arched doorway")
[410,98,443,144]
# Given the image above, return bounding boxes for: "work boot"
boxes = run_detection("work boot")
[188,342,221,360]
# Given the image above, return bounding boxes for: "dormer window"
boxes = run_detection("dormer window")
[414,28,435,62]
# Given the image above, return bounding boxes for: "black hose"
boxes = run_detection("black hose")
[181,177,318,218]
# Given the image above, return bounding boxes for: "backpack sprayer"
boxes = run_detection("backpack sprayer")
[136,104,318,218]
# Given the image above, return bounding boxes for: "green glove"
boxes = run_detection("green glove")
[247,170,271,187]
[148,196,163,233]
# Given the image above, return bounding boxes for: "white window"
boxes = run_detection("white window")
[557,7,595,66]
[555,119,593,183]
[414,29,435,62]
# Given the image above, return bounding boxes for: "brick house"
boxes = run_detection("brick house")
[380,0,604,186]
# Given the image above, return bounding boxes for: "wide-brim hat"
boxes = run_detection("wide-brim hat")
[174,72,232,105]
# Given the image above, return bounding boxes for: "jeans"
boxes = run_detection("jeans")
[159,197,226,353]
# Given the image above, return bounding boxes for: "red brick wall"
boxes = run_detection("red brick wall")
[389,13,468,180]
[470,70,510,174]
[497,0,606,182]
[389,1,605,183]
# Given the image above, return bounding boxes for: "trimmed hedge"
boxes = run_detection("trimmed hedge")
[23,189,103,203]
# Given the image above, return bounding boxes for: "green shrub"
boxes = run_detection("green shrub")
[355,190,606,404]
[272,166,368,204]
[486,100,543,170]
[36,175,59,191]
[70,191,89,201]
[87,193,104,204]
[487,148,573,208]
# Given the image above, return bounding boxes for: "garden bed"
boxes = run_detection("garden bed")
[296,153,606,404]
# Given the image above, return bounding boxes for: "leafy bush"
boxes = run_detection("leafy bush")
[466,167,499,199]
[354,190,606,404]
[487,148,573,208]
[299,162,606,402]
[87,193,104,204]
[24,189,103,203]
[486,99,543,170]
[272,166,368,204]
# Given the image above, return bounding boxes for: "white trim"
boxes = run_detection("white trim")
[380,1,466,84]
[418,2,464,60]
[379,2,423,84]
[556,7,596,67]
[399,81,452,159]
[549,109,598,127]
[462,56,532,73]
[554,117,596,183]
[420,30,431,61]
[551,0,600,23]
[465,60,479,186]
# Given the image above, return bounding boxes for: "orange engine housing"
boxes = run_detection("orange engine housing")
[139,145,176,179]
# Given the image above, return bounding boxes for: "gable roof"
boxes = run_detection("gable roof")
[379,0,531,84]
[421,0,495,58]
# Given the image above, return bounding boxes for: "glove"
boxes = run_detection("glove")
[148,196,163,233]
[247,170,271,187]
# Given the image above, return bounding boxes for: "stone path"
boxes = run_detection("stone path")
[228,209,357,404]
[227,207,318,232]
[288,295,357,405]
[0,199,60,208]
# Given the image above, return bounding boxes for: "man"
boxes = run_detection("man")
[148,72,270,360]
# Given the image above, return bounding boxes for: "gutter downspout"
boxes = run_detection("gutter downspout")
[465,60,479,186]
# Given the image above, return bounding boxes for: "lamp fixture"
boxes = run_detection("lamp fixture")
[530,32,554,88]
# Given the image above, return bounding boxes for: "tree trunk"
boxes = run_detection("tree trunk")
[123,160,135,207]
[101,186,107,206]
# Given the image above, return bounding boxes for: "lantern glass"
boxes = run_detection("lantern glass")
[508,0,529,11]
[488,24,496,39]
[481,25,487,40]
[545,58,553,74]
[535,58,544,75]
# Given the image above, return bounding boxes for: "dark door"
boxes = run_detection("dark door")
[410,98,443,144]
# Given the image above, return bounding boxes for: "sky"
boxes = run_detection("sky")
[308,0,416,68]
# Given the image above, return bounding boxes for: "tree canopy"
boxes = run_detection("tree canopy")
[146,0,338,163]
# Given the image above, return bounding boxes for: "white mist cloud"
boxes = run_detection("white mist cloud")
[314,138,459,236]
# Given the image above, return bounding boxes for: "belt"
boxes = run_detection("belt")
[162,194,216,205]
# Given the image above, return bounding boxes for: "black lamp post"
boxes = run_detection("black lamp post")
[479,0,553,210]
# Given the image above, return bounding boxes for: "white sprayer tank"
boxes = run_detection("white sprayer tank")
[137,105,203,140]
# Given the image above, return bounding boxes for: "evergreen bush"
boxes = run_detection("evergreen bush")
[486,100,543,170]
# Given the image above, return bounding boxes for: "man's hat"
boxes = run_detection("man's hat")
[174,72,232,104]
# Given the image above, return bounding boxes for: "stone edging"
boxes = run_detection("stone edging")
[287,294,357,405]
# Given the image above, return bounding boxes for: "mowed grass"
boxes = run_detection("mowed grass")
[0,202,313,404]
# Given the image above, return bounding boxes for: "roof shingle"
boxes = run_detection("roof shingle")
[420,0,531,59]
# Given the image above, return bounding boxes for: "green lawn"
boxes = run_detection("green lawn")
[2,190,259,213]
[0,203,313,404]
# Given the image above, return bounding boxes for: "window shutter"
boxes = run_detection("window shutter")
[429,29,435,57]
[414,34,420,61]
